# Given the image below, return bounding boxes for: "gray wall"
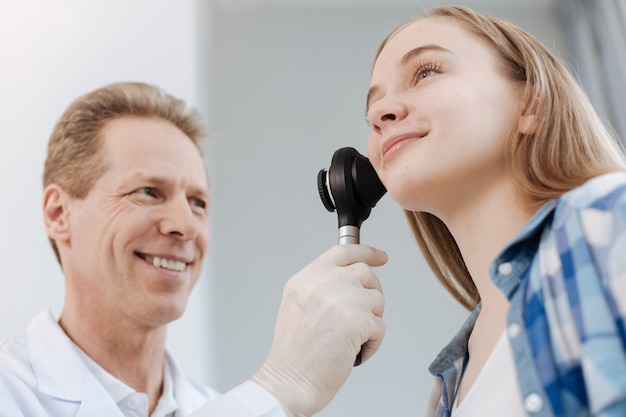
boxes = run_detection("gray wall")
[204,2,565,416]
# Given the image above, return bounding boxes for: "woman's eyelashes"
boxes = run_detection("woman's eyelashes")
[410,60,442,86]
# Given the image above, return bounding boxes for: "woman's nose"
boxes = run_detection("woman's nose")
[367,94,408,132]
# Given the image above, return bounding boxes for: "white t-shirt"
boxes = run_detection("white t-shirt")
[452,331,527,417]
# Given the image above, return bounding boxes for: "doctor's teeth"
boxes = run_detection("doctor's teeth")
[149,256,186,271]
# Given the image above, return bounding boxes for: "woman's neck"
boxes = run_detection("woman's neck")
[438,179,534,307]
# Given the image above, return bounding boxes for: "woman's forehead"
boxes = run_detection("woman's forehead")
[381,17,472,54]
[374,17,493,73]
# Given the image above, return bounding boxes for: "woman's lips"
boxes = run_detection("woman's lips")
[382,132,427,162]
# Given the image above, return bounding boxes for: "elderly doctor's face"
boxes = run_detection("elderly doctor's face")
[366,17,524,217]
[59,117,210,328]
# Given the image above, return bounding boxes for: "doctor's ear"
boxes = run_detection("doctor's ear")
[43,184,71,244]
[518,114,538,135]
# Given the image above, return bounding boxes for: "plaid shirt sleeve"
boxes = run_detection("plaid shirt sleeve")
[530,172,626,417]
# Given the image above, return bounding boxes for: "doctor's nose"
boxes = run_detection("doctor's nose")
[367,95,409,133]
[159,197,198,241]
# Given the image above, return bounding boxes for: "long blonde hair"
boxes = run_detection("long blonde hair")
[374,6,626,310]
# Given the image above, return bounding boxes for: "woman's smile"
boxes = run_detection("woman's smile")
[381,131,428,163]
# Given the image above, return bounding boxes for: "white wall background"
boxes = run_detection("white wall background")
[0,0,213,382]
[1,1,567,416]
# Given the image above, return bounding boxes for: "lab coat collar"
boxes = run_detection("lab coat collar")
[27,310,86,399]
[166,349,218,414]
[26,309,125,417]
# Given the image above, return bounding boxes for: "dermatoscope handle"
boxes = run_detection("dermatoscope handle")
[317,147,386,365]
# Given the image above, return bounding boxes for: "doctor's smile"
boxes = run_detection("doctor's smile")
[138,254,189,272]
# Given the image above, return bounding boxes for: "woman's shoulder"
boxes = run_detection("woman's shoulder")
[548,171,626,247]
[558,171,626,210]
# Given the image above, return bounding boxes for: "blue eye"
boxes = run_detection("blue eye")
[417,69,437,80]
[191,198,207,210]
[138,187,158,197]
[411,61,442,86]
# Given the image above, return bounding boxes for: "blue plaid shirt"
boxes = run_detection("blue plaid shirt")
[428,172,626,417]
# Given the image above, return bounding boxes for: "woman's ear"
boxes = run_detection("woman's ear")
[43,184,71,244]
[518,114,538,135]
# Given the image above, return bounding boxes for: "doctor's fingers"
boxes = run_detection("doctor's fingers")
[361,287,385,318]
[340,261,384,293]
[357,316,387,364]
[322,244,388,268]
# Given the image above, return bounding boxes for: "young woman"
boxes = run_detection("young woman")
[365,6,626,417]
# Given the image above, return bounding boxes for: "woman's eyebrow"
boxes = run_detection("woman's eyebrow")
[400,44,452,65]
[366,44,453,112]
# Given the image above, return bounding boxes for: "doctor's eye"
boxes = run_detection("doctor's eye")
[190,197,207,210]
[137,187,159,198]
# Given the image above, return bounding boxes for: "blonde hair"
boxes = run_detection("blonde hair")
[374,6,626,310]
[43,81,208,264]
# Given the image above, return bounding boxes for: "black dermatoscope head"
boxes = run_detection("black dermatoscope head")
[317,147,387,245]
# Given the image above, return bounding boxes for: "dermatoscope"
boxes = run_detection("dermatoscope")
[317,147,386,365]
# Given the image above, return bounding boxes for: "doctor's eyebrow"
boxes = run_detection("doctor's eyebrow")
[124,172,210,201]
[365,44,453,113]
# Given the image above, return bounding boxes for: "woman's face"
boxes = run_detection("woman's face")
[366,17,524,216]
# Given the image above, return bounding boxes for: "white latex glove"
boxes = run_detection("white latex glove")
[252,244,387,417]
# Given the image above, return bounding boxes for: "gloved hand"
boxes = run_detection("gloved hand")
[251,244,387,417]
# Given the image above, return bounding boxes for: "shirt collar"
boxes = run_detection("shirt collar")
[152,357,178,417]
[428,306,480,376]
[504,199,557,248]
[74,345,178,417]
[74,346,134,404]
[489,198,557,298]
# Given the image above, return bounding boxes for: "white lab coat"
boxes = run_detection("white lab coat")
[0,310,286,417]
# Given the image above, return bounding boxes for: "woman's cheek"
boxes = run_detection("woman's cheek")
[366,135,381,169]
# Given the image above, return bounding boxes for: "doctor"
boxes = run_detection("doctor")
[0,82,387,417]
